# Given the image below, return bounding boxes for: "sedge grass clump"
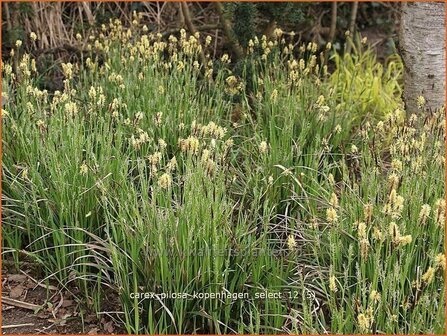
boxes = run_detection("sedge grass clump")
[307,108,445,334]
[2,17,444,335]
[330,35,403,122]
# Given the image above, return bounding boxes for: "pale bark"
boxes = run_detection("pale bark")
[399,2,445,113]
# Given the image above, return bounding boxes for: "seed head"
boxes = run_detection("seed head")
[287,235,297,250]
[158,173,172,189]
[80,163,88,175]
[369,290,381,303]
[417,96,426,109]
[326,207,338,224]
[357,313,370,332]
[435,253,446,270]
[259,141,268,154]
[418,204,431,225]
[421,267,435,284]
[330,192,339,208]
[329,275,337,292]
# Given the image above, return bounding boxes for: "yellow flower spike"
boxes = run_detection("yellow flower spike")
[357,222,367,239]
[373,223,384,241]
[80,162,88,176]
[64,102,78,116]
[326,207,338,224]
[388,222,400,241]
[201,149,210,163]
[418,204,431,225]
[398,235,412,246]
[435,253,446,270]
[176,61,185,72]
[384,189,405,219]
[316,95,325,106]
[288,59,298,70]
[376,120,385,133]
[158,173,172,190]
[391,159,403,172]
[158,139,167,150]
[205,35,212,46]
[417,96,426,109]
[166,157,178,172]
[434,199,446,227]
[259,141,268,154]
[327,173,335,186]
[360,238,370,259]
[21,168,29,180]
[220,54,230,63]
[154,112,163,126]
[180,136,200,155]
[205,68,213,79]
[363,204,373,224]
[329,275,337,292]
[392,195,404,219]
[421,267,435,284]
[205,159,216,176]
[270,89,278,102]
[273,28,283,39]
[287,235,297,251]
[329,192,339,208]
[388,173,400,190]
[178,122,185,131]
[61,63,74,79]
[36,119,45,128]
[357,313,370,332]
[135,111,144,121]
[147,152,162,166]
[369,290,381,303]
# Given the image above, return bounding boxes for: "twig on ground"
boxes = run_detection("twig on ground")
[2,297,43,311]
[2,323,35,329]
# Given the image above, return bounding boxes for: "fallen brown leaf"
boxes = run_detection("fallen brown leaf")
[103,320,115,333]
[9,285,25,299]
[7,274,27,283]
[88,327,99,334]
[61,299,74,308]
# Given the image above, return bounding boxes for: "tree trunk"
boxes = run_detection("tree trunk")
[399,2,445,113]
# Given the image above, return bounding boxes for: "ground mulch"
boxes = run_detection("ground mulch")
[1,260,124,334]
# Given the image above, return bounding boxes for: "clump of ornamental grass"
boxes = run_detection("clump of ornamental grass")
[2,16,444,335]
[330,34,403,122]
[305,106,446,334]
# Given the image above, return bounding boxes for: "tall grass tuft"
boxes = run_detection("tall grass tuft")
[2,19,444,334]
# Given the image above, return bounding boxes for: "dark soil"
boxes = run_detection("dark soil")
[1,260,124,334]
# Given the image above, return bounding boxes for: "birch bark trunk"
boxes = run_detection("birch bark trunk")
[399,2,445,113]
